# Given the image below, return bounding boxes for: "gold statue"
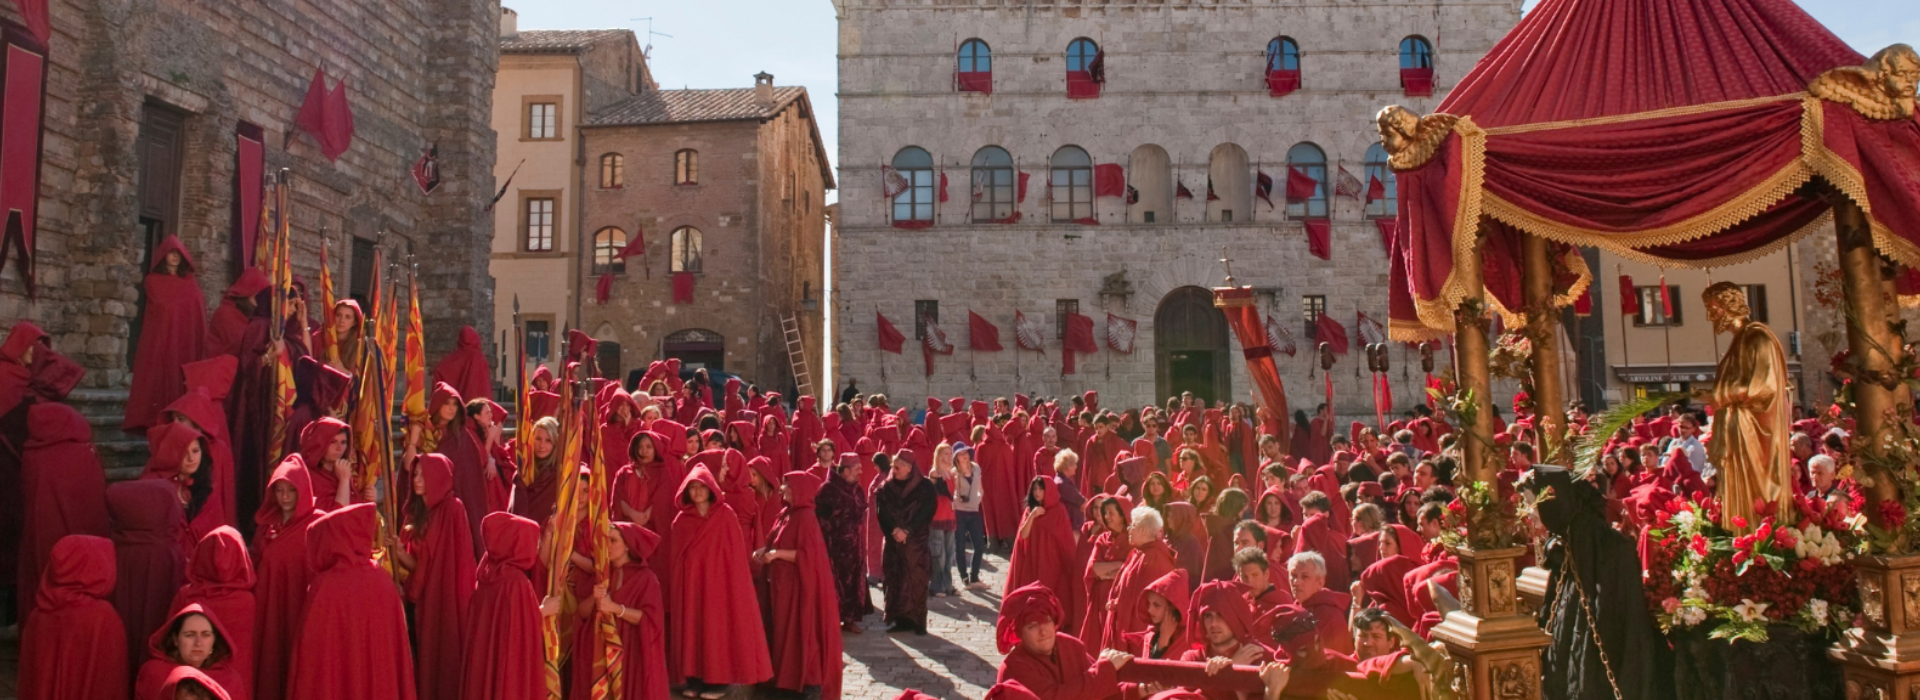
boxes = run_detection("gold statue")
[1810,44,1920,120]
[1702,282,1793,533]
[1375,106,1460,171]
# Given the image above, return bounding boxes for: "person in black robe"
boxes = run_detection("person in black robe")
[227,288,311,540]
[1528,466,1673,700]
[815,454,874,633]
[873,450,934,635]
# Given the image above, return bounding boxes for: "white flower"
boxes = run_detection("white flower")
[1672,510,1698,532]
[1806,599,1830,626]
[1683,586,1708,602]
[1677,605,1708,626]
[1733,599,1771,623]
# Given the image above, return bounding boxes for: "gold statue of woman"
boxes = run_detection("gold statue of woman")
[1702,282,1793,534]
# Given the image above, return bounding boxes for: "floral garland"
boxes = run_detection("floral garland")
[1642,496,1859,643]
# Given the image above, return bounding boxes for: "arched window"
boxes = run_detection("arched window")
[1066,38,1102,98]
[1266,37,1301,97]
[890,147,935,224]
[599,153,624,188]
[1399,36,1434,97]
[970,146,1016,223]
[1286,143,1328,219]
[670,227,703,273]
[958,39,993,94]
[675,149,699,185]
[593,227,628,274]
[1050,146,1094,222]
[1128,144,1171,224]
[1208,144,1251,223]
[1363,143,1397,219]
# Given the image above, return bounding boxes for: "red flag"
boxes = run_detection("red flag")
[671,271,695,304]
[1619,275,1640,315]
[1017,172,1031,202]
[1285,167,1317,201]
[938,171,949,202]
[1574,286,1593,316]
[595,273,615,304]
[1206,178,1220,202]
[322,78,355,161]
[1304,220,1331,260]
[1335,167,1364,199]
[1255,171,1274,207]
[411,143,441,195]
[1106,314,1137,353]
[1063,312,1097,375]
[1659,276,1673,317]
[922,318,953,375]
[1366,175,1386,203]
[1314,314,1349,354]
[295,68,329,153]
[1094,164,1126,198]
[1015,312,1045,351]
[877,312,905,354]
[616,226,646,259]
[1176,182,1195,200]
[1265,315,1297,357]
[881,166,909,198]
[1355,312,1386,345]
[968,311,1002,351]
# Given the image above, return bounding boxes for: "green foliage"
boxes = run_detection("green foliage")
[1570,392,1684,479]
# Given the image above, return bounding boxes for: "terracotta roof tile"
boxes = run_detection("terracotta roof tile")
[586,86,807,126]
[500,29,630,53]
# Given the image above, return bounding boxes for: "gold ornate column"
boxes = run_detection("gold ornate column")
[1431,224,1552,700]
[1521,233,1568,465]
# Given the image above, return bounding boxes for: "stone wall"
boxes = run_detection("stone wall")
[833,0,1521,416]
[0,0,499,386]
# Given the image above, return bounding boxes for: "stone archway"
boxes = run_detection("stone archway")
[1154,286,1230,404]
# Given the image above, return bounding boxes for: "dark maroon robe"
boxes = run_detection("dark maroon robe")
[19,535,128,700]
[167,527,256,700]
[764,472,843,699]
[17,402,109,626]
[250,456,315,700]
[430,326,492,407]
[109,479,189,679]
[813,463,873,625]
[405,455,475,700]
[124,236,209,434]
[874,463,935,629]
[286,503,416,700]
[462,513,544,700]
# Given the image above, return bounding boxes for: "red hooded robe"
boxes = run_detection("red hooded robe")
[109,479,189,677]
[249,456,316,700]
[571,522,670,700]
[287,503,416,700]
[462,513,546,700]
[208,269,270,358]
[1101,532,1178,651]
[21,535,129,700]
[1079,495,1132,644]
[125,236,209,434]
[18,402,110,625]
[167,527,256,700]
[431,326,493,408]
[1006,477,1085,632]
[406,454,476,700]
[297,418,353,513]
[1294,511,1352,592]
[1358,524,1425,629]
[996,583,1120,700]
[135,603,246,700]
[166,356,241,537]
[765,471,844,699]
[667,465,772,685]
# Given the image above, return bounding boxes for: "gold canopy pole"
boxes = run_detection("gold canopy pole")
[1833,200,1905,515]
[1521,233,1568,465]
[1454,226,1497,487]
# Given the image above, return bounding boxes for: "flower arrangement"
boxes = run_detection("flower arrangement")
[1642,496,1858,643]
[1487,329,1533,383]
[1437,478,1545,551]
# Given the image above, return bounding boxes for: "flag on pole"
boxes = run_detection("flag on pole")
[881,166,910,199]
[968,311,1002,351]
[1335,166,1365,200]
[403,267,427,426]
[1619,275,1640,315]
[877,312,905,354]
[1265,315,1297,357]
[1106,314,1137,353]
[1015,311,1046,351]
[318,235,337,366]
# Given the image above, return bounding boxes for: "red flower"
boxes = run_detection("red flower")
[1690,535,1710,558]
[1732,550,1751,565]
[1773,528,1797,550]
[1732,515,1749,531]
[1881,500,1909,529]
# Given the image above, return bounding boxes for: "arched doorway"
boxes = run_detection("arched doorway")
[663,328,724,373]
[1154,287,1230,404]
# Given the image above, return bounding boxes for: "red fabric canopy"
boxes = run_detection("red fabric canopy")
[1385,0,1920,339]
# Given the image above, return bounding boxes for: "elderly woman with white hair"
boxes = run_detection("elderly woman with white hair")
[1097,506,1177,650]
[1287,550,1354,656]
[1806,454,1852,519]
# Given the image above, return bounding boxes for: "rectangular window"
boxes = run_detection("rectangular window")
[1143,211,1155,223]
[524,198,555,252]
[1055,299,1079,339]
[971,167,1016,222]
[1221,209,1234,223]
[526,320,552,363]
[1635,286,1682,326]
[914,300,939,340]
[1303,295,1326,339]
[527,102,556,139]
[1051,168,1093,221]
[1743,284,1770,324]
[892,169,935,222]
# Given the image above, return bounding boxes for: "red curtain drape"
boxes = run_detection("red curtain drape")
[671,272,695,304]
[1266,70,1299,97]
[0,22,45,296]
[956,71,992,94]
[1066,71,1100,99]
[233,123,264,278]
[1399,68,1433,97]
[1215,288,1290,448]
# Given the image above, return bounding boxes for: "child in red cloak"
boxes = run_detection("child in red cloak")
[388,454,476,700]
[110,478,189,677]
[667,465,773,697]
[1007,476,1085,633]
[1079,496,1133,644]
[462,513,554,700]
[572,521,670,700]
[135,604,246,700]
[756,471,845,700]
[168,527,255,700]
[19,535,127,700]
[287,503,416,700]
[17,402,110,626]
[250,455,316,700]
[996,582,1130,700]
[124,236,209,434]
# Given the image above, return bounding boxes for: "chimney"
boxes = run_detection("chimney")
[754,72,775,106]
[500,6,518,39]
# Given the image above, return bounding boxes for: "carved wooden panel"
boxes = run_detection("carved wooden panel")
[1487,561,1516,616]
[1902,573,1920,631]
[1865,577,1887,628]
[1460,565,1477,615]
[1492,657,1540,700]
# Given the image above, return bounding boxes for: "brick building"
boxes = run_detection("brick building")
[0,0,498,467]
[490,13,653,379]
[578,74,833,395]
[832,0,1519,415]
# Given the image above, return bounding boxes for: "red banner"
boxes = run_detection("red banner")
[1304,220,1331,260]
[1062,312,1097,374]
[968,311,1002,351]
[1619,274,1639,315]
[0,23,44,295]
[877,312,905,354]
[1215,287,1290,448]
[234,122,264,277]
[1314,314,1349,354]
[1094,164,1126,198]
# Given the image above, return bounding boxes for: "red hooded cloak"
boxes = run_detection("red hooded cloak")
[297,418,353,512]
[461,512,545,700]
[20,535,128,700]
[1101,534,1178,651]
[1007,477,1084,632]
[168,527,255,700]
[166,356,241,537]
[1294,511,1352,592]
[18,402,110,625]
[208,269,270,358]
[764,471,844,699]
[978,421,1021,540]
[140,421,219,548]
[996,583,1120,700]
[125,236,210,433]
[431,326,493,408]
[287,503,416,700]
[1358,524,1425,629]
[109,479,189,676]
[667,465,772,686]
[135,603,246,700]
[1079,495,1132,643]
[406,454,476,700]
[249,456,316,700]
[570,521,669,700]
[159,666,235,700]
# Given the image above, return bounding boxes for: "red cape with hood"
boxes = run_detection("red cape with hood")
[20,535,128,700]
[161,666,236,700]
[125,236,210,434]
[167,356,241,538]
[287,503,416,700]
[996,583,1120,700]
[168,527,255,700]
[141,421,220,548]
[18,402,110,625]
[109,478,190,675]
[979,419,1022,540]
[406,454,475,700]
[1101,533,1178,652]
[1119,569,1191,662]
[209,269,270,358]
[1358,524,1425,629]
[667,465,772,685]
[1165,502,1207,589]
[1294,511,1352,592]
[135,603,246,700]
[765,471,844,699]
[1007,477,1085,632]
[572,522,670,700]
[298,417,352,512]
[462,513,547,700]
[614,424,687,609]
[431,326,493,408]
[1079,495,1132,643]
[250,456,316,700]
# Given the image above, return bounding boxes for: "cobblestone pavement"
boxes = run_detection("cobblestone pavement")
[838,552,1010,700]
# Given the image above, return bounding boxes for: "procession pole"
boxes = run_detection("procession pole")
[1521,233,1568,464]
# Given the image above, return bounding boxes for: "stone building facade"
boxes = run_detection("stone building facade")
[579,75,833,395]
[0,0,499,464]
[832,0,1521,416]
[490,14,652,381]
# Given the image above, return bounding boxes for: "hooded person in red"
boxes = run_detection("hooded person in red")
[1118,569,1191,663]
[208,269,271,358]
[110,479,190,677]
[1080,495,1132,644]
[159,666,235,700]
[21,535,128,700]
[1293,492,1352,592]
[756,471,844,700]
[461,513,549,700]
[168,527,256,700]
[573,521,670,700]
[389,454,475,700]
[141,421,218,549]
[613,426,687,606]
[1356,524,1425,629]
[1176,580,1271,700]
[509,417,564,526]
[667,464,773,694]
[287,503,416,700]
[250,456,316,700]
[444,398,509,556]
[1164,502,1207,588]
[996,582,1127,700]
[125,236,209,434]
[296,417,357,513]
[135,604,246,700]
[1101,504,1178,651]
[431,326,493,408]
[1007,476,1085,632]
[165,356,242,537]
[977,418,1022,544]
[18,401,110,625]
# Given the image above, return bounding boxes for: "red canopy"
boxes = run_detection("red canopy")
[1384,0,1920,339]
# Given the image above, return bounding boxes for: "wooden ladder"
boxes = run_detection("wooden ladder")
[781,313,813,400]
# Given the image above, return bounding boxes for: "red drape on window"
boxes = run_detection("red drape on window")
[939,172,949,202]
[1066,71,1101,99]
[892,219,934,230]
[233,123,265,277]
[595,273,615,304]
[671,272,695,304]
[1399,67,1434,97]
[0,22,45,296]
[1062,313,1097,375]
[1094,164,1126,198]
[9,1,45,45]
[1304,220,1331,260]
[1385,0,1920,341]
[957,71,993,94]
[1017,172,1030,202]
[1266,70,1299,97]
[1215,287,1290,447]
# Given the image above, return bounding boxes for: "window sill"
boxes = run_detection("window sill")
[520,136,564,143]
